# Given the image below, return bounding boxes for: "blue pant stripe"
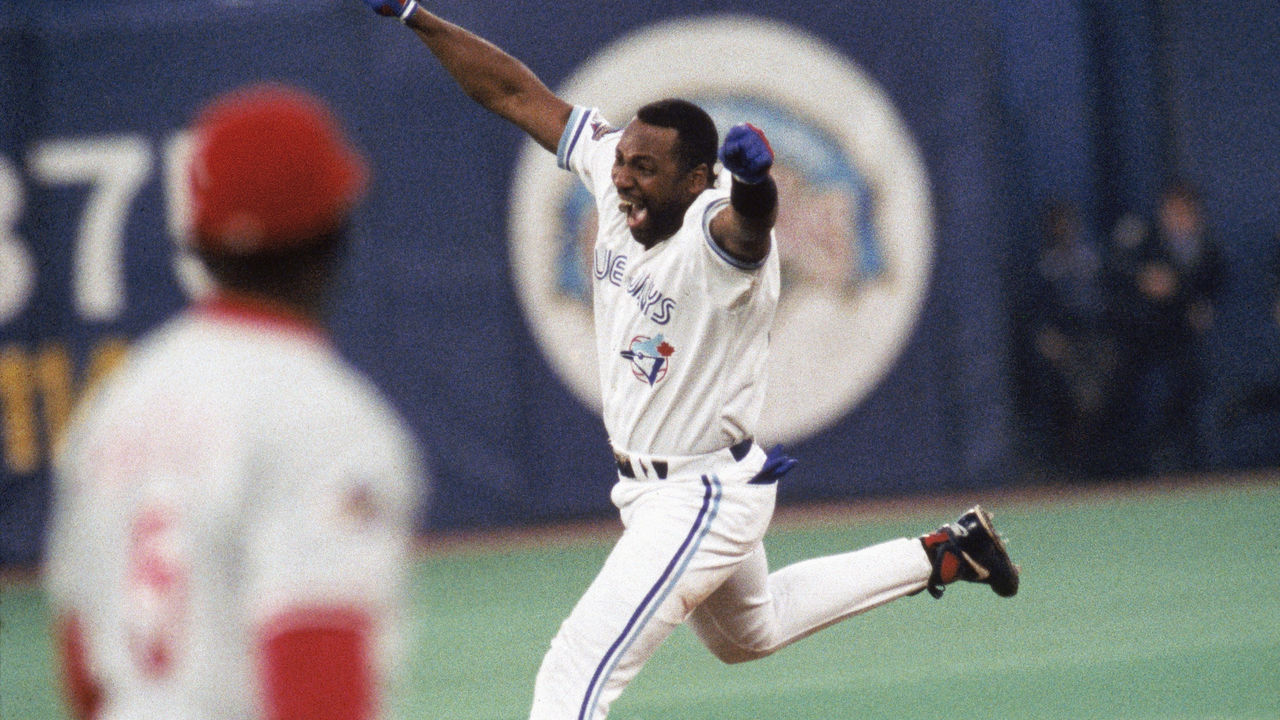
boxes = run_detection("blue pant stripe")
[577,475,721,720]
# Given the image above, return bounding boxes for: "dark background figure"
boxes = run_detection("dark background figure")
[1219,233,1280,441]
[1104,180,1227,474]
[1272,240,1279,331]
[1273,239,1279,333]
[1020,199,1115,475]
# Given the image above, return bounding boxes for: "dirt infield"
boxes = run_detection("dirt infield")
[3,469,1275,586]
[413,467,1280,557]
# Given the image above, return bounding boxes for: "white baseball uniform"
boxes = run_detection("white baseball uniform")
[528,107,933,720]
[45,294,423,720]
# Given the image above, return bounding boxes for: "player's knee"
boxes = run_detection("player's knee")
[691,609,783,664]
[713,645,773,664]
[703,637,776,664]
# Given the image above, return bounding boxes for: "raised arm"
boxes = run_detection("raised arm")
[709,123,778,265]
[362,0,573,153]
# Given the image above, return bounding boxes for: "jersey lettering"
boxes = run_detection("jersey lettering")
[625,273,676,326]
[594,248,678,325]
[648,296,676,325]
[594,247,627,286]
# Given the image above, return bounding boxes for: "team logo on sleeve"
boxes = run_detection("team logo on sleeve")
[591,119,619,140]
[508,16,933,443]
[620,335,675,386]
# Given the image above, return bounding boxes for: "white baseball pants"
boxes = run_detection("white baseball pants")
[527,449,932,720]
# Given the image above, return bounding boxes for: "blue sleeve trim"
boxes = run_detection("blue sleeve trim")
[557,107,592,170]
[702,197,768,270]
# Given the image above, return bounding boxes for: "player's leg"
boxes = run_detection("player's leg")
[688,504,1019,662]
[688,536,929,663]
[528,475,770,720]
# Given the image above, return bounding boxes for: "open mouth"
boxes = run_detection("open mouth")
[619,200,648,231]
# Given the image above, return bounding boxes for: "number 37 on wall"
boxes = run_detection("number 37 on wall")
[0,132,210,326]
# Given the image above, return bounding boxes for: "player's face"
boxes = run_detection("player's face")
[612,120,709,247]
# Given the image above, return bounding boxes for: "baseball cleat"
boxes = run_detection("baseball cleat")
[919,505,1019,599]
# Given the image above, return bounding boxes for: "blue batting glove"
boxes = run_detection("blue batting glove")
[719,123,774,184]
[361,0,415,20]
[750,444,797,484]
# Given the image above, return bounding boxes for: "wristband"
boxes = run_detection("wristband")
[730,175,777,220]
[399,0,418,23]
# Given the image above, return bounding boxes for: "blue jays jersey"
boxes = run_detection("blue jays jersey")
[557,107,781,457]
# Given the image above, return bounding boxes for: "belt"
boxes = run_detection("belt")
[614,438,754,480]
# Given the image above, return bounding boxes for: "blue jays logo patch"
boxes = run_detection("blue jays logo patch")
[591,119,619,140]
[620,335,675,386]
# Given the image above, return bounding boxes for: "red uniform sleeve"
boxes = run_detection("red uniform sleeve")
[56,613,102,720]
[258,607,378,720]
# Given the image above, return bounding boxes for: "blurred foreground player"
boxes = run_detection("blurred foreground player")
[360,4,1020,719]
[45,84,424,720]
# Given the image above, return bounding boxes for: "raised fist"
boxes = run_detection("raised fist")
[719,123,774,184]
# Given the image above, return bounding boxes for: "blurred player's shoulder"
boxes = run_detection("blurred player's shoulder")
[69,302,415,460]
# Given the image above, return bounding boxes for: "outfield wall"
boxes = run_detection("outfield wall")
[2,0,1277,565]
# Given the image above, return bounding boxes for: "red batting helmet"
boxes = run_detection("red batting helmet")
[189,83,368,254]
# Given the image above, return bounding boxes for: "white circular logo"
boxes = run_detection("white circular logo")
[508,15,934,444]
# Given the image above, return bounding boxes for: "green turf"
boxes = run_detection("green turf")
[4,482,1278,719]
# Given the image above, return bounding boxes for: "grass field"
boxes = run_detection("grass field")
[3,478,1279,719]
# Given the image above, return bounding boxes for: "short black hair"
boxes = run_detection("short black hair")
[196,226,347,299]
[635,98,718,175]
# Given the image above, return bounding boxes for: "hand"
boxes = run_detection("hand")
[719,123,774,184]
[360,0,412,19]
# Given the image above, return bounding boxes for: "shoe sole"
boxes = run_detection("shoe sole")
[965,505,1020,597]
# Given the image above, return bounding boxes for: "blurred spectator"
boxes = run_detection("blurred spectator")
[1220,233,1280,428]
[1104,180,1227,474]
[1273,239,1280,327]
[1268,237,1280,315]
[1022,199,1115,474]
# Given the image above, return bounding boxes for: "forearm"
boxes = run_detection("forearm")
[709,179,776,265]
[712,123,778,264]
[729,176,777,226]
[402,6,569,150]
[405,10,535,112]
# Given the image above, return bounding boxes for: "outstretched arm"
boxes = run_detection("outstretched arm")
[363,0,573,153]
[709,123,778,265]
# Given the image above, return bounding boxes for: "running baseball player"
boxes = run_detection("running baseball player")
[358,3,1019,718]
[44,85,424,720]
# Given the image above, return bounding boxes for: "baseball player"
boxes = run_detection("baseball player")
[44,85,425,720]
[358,3,1019,718]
